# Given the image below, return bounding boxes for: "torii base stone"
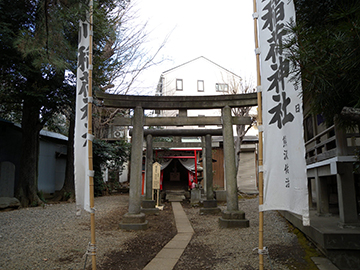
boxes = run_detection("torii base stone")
[119,212,148,231]
[200,199,221,215]
[141,200,160,215]
[219,210,250,228]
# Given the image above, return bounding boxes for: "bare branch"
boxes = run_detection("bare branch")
[97,2,170,95]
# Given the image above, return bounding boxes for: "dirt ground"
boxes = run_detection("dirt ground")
[95,201,177,270]
[93,198,320,270]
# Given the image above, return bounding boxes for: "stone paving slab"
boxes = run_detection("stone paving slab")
[171,232,193,242]
[143,202,194,270]
[156,248,185,259]
[164,239,191,249]
[176,224,194,233]
[143,258,179,270]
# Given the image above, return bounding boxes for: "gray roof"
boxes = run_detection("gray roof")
[1,118,68,141]
[40,129,68,141]
[161,56,241,78]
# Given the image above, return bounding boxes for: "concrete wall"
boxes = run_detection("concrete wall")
[0,161,15,197]
[38,139,67,194]
[0,120,68,196]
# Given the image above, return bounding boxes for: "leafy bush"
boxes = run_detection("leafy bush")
[93,138,130,196]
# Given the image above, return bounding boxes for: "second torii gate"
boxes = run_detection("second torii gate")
[130,128,223,214]
[97,92,257,230]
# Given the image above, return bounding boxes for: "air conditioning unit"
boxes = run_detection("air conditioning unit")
[113,129,123,139]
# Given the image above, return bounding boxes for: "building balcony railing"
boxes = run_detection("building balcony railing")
[305,124,360,165]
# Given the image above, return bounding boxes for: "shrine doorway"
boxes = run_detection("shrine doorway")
[162,159,189,191]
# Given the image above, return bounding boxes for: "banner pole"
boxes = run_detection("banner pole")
[252,0,264,269]
[88,1,96,269]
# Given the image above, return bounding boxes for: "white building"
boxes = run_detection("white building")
[156,56,242,121]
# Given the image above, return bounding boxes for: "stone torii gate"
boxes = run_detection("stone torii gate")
[130,128,223,215]
[97,92,257,230]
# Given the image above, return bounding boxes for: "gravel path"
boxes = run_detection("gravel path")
[0,194,320,270]
[0,195,137,270]
[176,196,319,270]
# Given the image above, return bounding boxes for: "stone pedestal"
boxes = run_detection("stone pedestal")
[219,210,250,228]
[120,212,148,230]
[191,189,201,205]
[142,200,156,208]
[141,200,160,215]
[203,199,217,208]
[337,163,359,226]
[200,199,221,215]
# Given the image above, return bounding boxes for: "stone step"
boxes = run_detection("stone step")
[166,194,186,202]
[165,189,186,194]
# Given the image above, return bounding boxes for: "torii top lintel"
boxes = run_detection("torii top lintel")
[96,92,258,109]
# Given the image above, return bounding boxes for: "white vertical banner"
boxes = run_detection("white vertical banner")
[74,20,91,214]
[257,0,309,225]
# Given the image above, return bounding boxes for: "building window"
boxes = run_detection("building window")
[215,83,229,92]
[197,80,204,92]
[176,79,183,91]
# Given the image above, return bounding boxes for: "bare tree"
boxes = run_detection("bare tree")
[99,2,169,95]
[93,107,129,139]
[92,2,171,138]
[224,75,257,169]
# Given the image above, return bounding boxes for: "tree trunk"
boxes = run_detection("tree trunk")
[53,113,75,201]
[15,99,42,207]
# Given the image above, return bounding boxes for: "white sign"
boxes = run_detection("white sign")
[257,0,309,225]
[152,162,161,190]
[74,20,91,214]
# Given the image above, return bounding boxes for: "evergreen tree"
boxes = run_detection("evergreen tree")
[0,0,81,206]
[1,0,163,206]
[0,0,115,206]
[285,0,360,126]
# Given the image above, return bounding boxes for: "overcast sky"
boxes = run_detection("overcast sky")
[130,0,257,94]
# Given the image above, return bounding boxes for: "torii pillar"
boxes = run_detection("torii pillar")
[219,106,249,228]
[120,106,148,230]
[141,133,159,215]
[200,134,221,214]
